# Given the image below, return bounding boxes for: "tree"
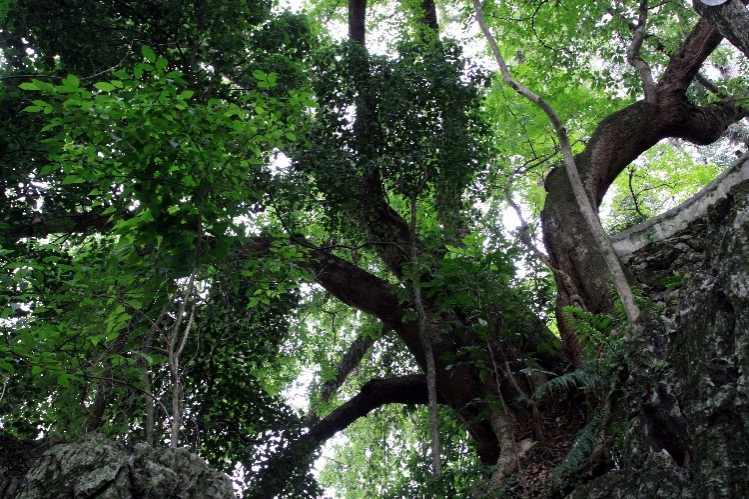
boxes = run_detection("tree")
[1,0,748,497]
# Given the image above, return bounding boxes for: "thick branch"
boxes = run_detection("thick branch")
[419,0,439,32]
[349,0,367,46]
[541,16,747,362]
[307,249,407,327]
[657,18,723,93]
[307,328,382,425]
[4,210,114,240]
[308,374,434,444]
[251,375,433,497]
[358,191,415,278]
[694,0,749,59]
[474,0,640,323]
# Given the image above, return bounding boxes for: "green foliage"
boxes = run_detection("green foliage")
[532,368,605,403]
[604,143,723,234]
[294,38,491,240]
[0,234,160,437]
[562,307,623,362]
[318,405,483,498]
[660,271,685,291]
[181,264,308,482]
[1,4,314,481]
[0,0,743,497]
[21,55,310,261]
[533,306,630,489]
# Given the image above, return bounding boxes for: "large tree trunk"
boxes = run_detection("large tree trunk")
[542,19,746,363]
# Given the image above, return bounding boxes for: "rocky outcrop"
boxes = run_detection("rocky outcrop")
[569,167,749,496]
[1,434,234,498]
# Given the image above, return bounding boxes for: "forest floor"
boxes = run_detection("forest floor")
[505,401,588,498]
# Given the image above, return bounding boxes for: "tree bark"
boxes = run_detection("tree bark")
[349,0,367,46]
[541,18,747,363]
[694,0,749,58]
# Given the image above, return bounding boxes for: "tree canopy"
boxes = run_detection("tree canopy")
[1,0,748,497]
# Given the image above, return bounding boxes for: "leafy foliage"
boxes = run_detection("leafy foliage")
[604,143,723,234]
[294,38,491,241]
[318,405,483,498]
[0,0,743,497]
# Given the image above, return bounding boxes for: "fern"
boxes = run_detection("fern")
[613,284,650,320]
[552,413,603,486]
[533,367,604,402]
[562,307,619,357]
[542,305,630,487]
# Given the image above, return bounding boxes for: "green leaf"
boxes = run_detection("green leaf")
[63,74,80,88]
[141,45,157,63]
[94,81,116,92]
[61,175,85,185]
[252,69,267,81]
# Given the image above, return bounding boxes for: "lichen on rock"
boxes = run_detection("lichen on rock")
[11,434,234,499]
[568,177,749,497]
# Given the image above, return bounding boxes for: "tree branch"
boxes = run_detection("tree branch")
[693,0,749,59]
[308,374,434,444]
[473,0,641,323]
[657,18,723,93]
[4,210,114,240]
[627,0,657,102]
[250,375,434,497]
[349,0,367,46]
[541,14,747,362]
[307,328,382,424]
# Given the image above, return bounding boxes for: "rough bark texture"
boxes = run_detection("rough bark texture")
[1,433,233,498]
[568,172,749,497]
[694,0,749,58]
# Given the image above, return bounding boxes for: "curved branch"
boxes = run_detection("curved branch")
[307,249,407,327]
[474,0,640,322]
[318,331,381,405]
[308,374,434,444]
[540,16,746,361]
[250,375,433,497]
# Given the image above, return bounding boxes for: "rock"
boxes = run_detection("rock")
[7,434,234,498]
[570,176,749,496]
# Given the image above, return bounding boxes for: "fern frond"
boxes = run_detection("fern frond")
[612,284,649,320]
[562,306,620,358]
[552,414,602,483]
[533,367,605,402]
